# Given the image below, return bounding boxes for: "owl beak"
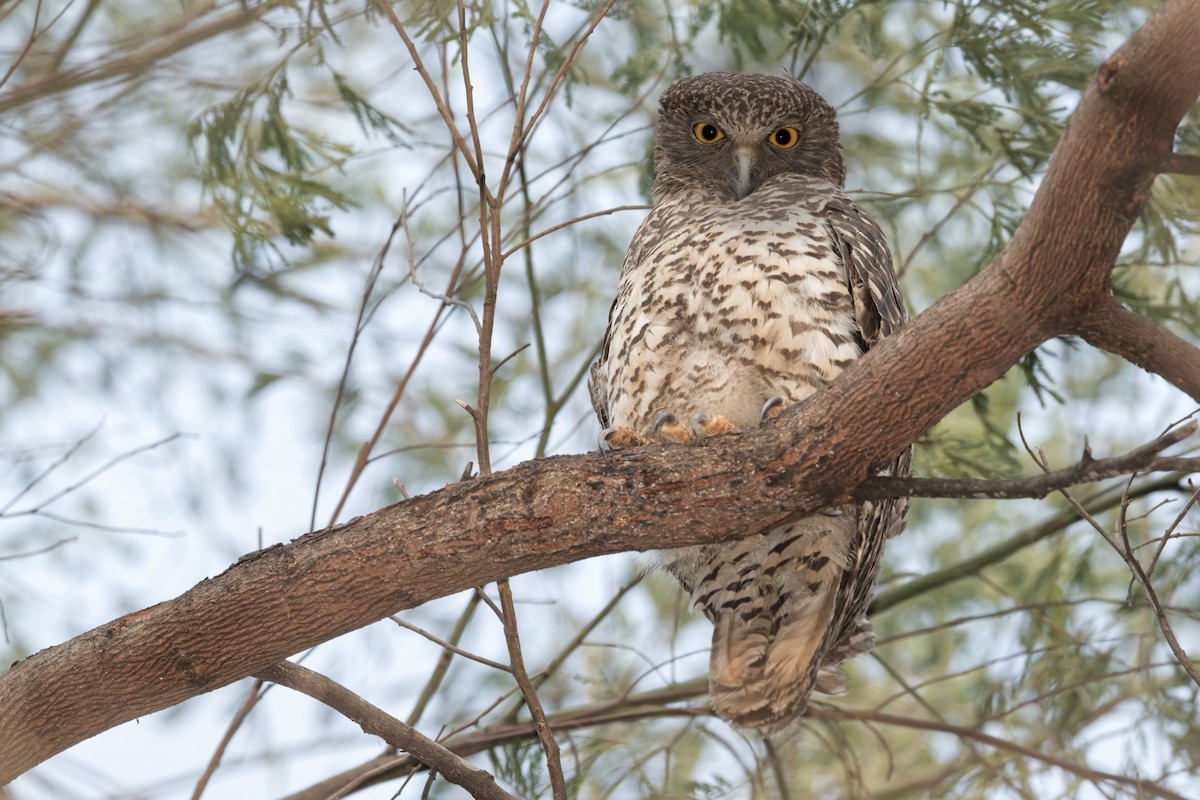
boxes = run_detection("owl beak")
[731,146,757,200]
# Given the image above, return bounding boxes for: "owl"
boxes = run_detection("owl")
[589,72,909,733]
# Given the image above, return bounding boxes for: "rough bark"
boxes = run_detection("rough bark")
[1,0,1198,783]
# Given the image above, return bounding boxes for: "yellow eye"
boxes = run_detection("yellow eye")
[693,122,725,143]
[770,127,799,149]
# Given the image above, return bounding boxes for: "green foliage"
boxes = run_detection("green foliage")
[190,67,358,273]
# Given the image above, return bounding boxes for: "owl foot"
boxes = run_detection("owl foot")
[600,411,737,452]
[653,412,693,443]
[599,426,653,452]
[690,412,736,438]
[759,396,785,424]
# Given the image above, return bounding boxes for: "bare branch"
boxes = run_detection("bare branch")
[856,423,1199,501]
[406,593,482,727]
[871,475,1185,615]
[281,681,707,799]
[819,706,1192,800]
[1017,433,1200,689]
[255,661,515,800]
[388,614,511,673]
[500,204,651,259]
[0,3,274,115]
[1160,152,1200,176]
[402,191,482,334]
[191,680,267,800]
[3,432,190,517]
[496,581,565,799]
[369,0,483,184]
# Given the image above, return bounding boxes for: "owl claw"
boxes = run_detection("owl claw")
[653,412,692,443]
[759,396,785,425]
[690,412,736,438]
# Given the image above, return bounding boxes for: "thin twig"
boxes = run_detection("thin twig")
[281,682,706,799]
[389,614,512,673]
[499,204,651,259]
[856,422,1198,501]
[1017,429,1200,689]
[1,422,102,514]
[3,432,189,517]
[816,706,1192,800]
[407,593,483,727]
[191,680,267,800]
[370,0,483,183]
[402,190,482,334]
[0,537,77,561]
[496,580,566,799]
[497,573,646,724]
[256,661,515,800]
[1144,480,1200,578]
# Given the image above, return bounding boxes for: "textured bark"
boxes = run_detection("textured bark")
[2,0,1199,783]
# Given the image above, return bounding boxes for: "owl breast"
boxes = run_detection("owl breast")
[601,175,863,433]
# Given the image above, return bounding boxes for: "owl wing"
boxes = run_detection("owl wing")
[589,212,659,433]
[823,194,907,346]
[813,193,911,690]
[588,327,613,430]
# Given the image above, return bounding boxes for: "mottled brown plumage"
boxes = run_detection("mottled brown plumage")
[589,72,909,732]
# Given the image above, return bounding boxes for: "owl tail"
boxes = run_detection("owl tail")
[707,586,869,733]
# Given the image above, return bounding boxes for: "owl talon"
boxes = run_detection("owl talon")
[653,412,692,443]
[691,412,736,438]
[759,396,785,425]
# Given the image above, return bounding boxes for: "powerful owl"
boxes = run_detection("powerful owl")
[589,72,909,732]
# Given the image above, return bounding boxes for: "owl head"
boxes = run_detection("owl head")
[651,72,845,203]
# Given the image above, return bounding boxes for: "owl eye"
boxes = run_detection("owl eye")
[693,122,725,143]
[770,127,800,149]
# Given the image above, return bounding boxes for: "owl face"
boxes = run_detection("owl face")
[651,72,846,203]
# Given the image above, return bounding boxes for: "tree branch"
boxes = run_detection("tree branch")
[280,678,1190,800]
[280,681,708,800]
[870,474,1186,615]
[0,3,279,115]
[495,580,565,799]
[2,0,1199,782]
[254,661,515,800]
[1160,151,1200,176]
[856,423,1199,501]
[1074,299,1200,402]
[818,706,1192,800]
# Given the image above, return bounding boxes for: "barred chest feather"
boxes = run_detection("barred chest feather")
[599,175,863,434]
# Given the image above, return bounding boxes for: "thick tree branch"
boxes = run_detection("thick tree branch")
[2,0,1199,782]
[255,661,515,800]
[1074,299,1200,400]
[856,423,1199,501]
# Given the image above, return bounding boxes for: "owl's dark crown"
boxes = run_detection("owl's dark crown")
[652,72,845,202]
